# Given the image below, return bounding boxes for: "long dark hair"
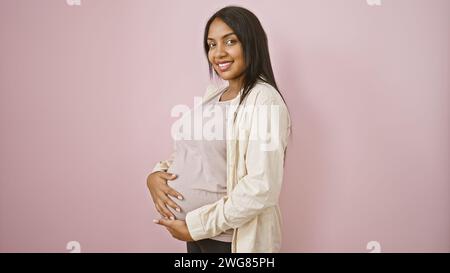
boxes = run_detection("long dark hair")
[203,6,285,105]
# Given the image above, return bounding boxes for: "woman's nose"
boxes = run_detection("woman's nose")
[213,44,227,58]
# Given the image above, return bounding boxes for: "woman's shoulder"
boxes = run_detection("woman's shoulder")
[246,79,285,106]
[203,82,227,100]
[202,79,286,106]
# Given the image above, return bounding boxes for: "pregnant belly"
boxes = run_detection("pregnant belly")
[167,180,226,220]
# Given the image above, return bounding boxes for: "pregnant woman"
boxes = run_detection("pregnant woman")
[146,6,291,253]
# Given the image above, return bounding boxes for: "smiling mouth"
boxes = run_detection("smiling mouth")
[217,61,233,72]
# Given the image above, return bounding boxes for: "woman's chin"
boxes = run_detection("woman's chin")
[217,72,237,81]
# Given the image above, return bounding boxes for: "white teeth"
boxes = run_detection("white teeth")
[219,62,231,67]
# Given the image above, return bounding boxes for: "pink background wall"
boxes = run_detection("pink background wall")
[0,0,448,252]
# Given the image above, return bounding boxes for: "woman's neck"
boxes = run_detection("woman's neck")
[226,75,245,95]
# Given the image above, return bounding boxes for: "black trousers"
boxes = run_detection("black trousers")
[186,239,232,253]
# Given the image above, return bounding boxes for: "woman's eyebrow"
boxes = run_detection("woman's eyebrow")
[207,32,236,41]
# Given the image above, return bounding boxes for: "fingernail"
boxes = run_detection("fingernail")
[177,196,183,200]
[170,216,175,220]
[176,207,181,212]
[152,219,158,223]
[171,174,177,178]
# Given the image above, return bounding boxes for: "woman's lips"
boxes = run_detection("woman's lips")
[217,61,233,72]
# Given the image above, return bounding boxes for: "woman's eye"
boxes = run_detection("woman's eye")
[226,39,235,46]
[208,39,235,49]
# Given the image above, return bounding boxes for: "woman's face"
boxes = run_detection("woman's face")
[207,18,246,81]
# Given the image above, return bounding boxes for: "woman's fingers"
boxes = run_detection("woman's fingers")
[157,172,177,183]
[158,190,181,212]
[157,200,175,220]
[155,203,166,219]
[156,172,183,202]
[148,171,182,218]
[165,186,184,201]
[161,194,182,213]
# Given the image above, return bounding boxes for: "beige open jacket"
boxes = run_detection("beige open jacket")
[152,79,291,253]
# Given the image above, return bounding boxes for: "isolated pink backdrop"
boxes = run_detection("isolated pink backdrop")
[0,0,448,252]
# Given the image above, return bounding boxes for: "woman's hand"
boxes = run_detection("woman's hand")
[146,171,184,220]
[154,218,194,242]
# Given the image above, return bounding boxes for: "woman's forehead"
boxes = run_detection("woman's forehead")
[207,18,234,39]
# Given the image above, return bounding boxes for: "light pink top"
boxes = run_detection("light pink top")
[167,89,239,242]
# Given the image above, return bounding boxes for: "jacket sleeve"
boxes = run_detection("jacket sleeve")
[185,97,291,241]
[151,141,176,173]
